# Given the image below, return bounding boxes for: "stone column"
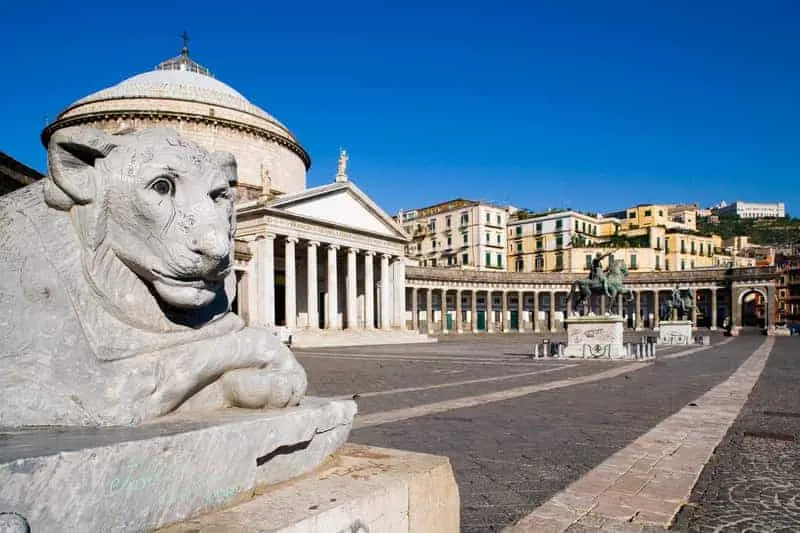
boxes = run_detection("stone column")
[653,290,660,329]
[410,287,418,331]
[533,291,540,333]
[440,289,448,334]
[393,259,406,329]
[487,291,495,333]
[456,289,463,333]
[691,289,698,328]
[471,290,478,333]
[426,287,434,334]
[306,241,319,330]
[549,291,556,332]
[346,248,358,329]
[284,237,297,329]
[364,252,375,328]
[326,244,339,329]
[634,290,642,331]
[731,287,741,331]
[501,291,509,333]
[380,254,391,330]
[600,294,606,316]
[518,290,525,332]
[767,285,776,330]
[254,233,276,327]
[711,287,718,330]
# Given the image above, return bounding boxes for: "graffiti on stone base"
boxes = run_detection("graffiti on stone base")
[583,344,611,358]
[659,332,689,345]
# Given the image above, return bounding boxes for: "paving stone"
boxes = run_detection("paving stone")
[674,338,800,532]
[301,335,762,532]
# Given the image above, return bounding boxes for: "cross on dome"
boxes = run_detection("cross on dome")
[155,31,213,77]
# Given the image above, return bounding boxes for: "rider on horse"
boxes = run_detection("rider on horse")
[589,251,614,298]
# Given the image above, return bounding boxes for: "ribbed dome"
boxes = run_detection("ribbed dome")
[66,69,290,133]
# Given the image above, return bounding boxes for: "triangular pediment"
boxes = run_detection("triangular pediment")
[266,182,409,240]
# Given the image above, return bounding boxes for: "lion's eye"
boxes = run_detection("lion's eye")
[151,178,174,196]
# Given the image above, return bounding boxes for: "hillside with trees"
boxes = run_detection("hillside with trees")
[698,215,800,246]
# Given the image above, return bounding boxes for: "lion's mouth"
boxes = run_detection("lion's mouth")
[151,268,229,288]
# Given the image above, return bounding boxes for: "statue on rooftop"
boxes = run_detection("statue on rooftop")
[0,126,307,427]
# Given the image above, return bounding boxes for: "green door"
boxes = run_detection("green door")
[446,312,454,330]
[477,311,486,331]
[510,311,519,330]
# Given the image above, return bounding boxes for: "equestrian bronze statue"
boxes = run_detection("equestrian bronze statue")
[660,287,695,321]
[567,251,634,315]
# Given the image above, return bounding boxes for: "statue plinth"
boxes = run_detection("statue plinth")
[563,315,626,359]
[657,320,693,345]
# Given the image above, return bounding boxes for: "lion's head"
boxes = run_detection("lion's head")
[44,126,237,314]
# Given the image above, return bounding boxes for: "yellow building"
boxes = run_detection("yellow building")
[507,210,617,272]
[508,204,725,273]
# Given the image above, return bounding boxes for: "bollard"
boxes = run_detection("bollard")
[702,336,711,346]
[532,344,539,358]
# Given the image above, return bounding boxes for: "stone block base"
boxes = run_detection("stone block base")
[159,444,460,533]
[0,398,356,533]
[563,315,625,359]
[658,320,693,345]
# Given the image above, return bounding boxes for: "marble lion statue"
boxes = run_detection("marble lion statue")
[0,126,307,426]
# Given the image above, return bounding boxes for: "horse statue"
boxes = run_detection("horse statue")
[568,259,634,315]
[660,288,695,321]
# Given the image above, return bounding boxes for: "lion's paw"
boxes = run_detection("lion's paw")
[221,367,307,409]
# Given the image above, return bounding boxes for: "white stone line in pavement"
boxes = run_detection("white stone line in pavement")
[298,353,561,366]
[329,365,571,401]
[353,342,718,430]
[505,336,774,533]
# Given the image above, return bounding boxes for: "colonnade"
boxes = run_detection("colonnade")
[244,233,405,331]
[406,286,730,334]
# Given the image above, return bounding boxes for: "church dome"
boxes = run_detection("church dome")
[42,40,310,198]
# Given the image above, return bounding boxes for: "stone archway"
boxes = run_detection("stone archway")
[729,285,772,332]
[739,289,766,328]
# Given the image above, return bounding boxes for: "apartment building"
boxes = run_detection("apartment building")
[398,199,509,270]
[508,204,727,273]
[507,210,617,272]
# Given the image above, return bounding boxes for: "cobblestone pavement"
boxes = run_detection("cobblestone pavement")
[295,333,760,532]
[674,337,800,533]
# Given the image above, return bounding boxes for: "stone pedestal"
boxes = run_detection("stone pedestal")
[563,315,625,359]
[160,444,460,533]
[658,320,693,345]
[0,398,356,533]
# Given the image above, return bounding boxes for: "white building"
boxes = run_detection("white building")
[398,199,510,271]
[717,201,785,219]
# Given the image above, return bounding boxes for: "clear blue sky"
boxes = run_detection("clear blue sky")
[2,0,797,216]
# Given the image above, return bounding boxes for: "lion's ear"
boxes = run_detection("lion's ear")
[44,127,119,209]
[211,151,238,186]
